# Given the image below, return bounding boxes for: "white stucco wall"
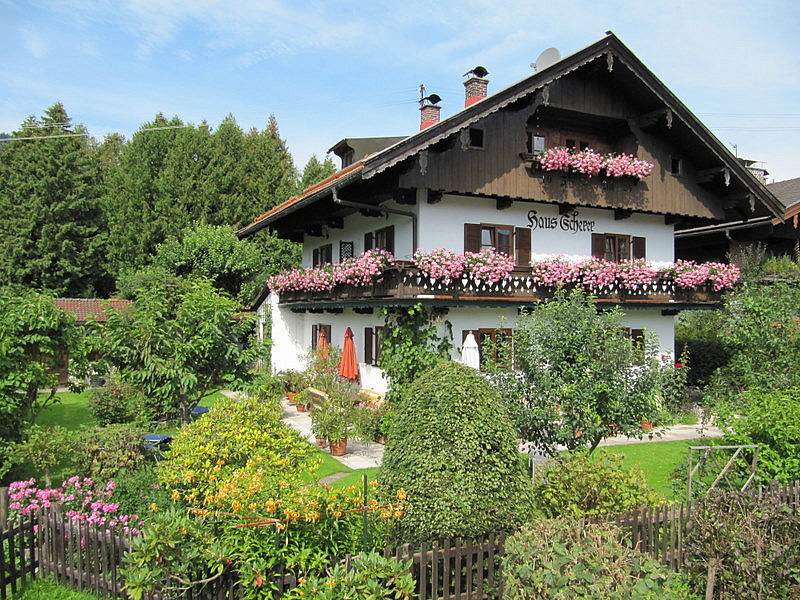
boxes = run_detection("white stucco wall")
[265,298,676,392]
[417,194,674,262]
[301,199,418,267]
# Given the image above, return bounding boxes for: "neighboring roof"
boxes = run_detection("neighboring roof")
[55,298,132,323]
[328,137,407,162]
[240,31,784,236]
[768,177,800,211]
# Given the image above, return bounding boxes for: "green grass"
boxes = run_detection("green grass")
[330,467,380,489]
[35,391,95,430]
[10,578,97,600]
[598,439,697,499]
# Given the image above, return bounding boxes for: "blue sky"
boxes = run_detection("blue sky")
[2,0,799,183]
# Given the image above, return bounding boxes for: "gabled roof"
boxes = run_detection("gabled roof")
[328,137,407,163]
[55,298,132,323]
[239,32,783,238]
[768,177,800,212]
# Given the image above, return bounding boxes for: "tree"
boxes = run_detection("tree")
[0,288,84,479]
[379,361,533,542]
[497,289,683,456]
[298,154,336,191]
[151,224,266,305]
[95,278,263,424]
[0,103,111,296]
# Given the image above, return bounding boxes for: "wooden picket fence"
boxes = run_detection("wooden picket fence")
[1,480,799,600]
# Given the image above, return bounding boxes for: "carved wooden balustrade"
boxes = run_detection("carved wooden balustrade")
[277,262,724,307]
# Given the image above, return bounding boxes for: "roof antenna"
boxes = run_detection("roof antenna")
[418,84,441,106]
[730,142,738,157]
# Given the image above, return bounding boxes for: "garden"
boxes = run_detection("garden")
[2,247,800,599]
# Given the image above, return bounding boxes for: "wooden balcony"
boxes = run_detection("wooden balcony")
[277,262,726,310]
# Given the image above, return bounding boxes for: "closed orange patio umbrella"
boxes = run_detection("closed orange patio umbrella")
[338,327,360,380]
[317,327,329,358]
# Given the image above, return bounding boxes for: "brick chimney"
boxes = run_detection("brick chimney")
[463,66,489,107]
[420,102,441,130]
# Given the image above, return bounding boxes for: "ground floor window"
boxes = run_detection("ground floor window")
[464,328,513,368]
[364,326,385,365]
[311,323,331,350]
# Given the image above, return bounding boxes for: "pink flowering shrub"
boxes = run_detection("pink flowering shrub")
[530,256,583,286]
[413,248,467,280]
[333,249,395,287]
[669,260,740,292]
[536,147,655,180]
[7,477,144,535]
[579,258,619,290]
[464,249,515,283]
[616,259,660,291]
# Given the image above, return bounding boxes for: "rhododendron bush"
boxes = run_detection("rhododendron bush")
[537,146,655,180]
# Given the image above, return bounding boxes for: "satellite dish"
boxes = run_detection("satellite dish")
[463,66,489,78]
[532,48,561,72]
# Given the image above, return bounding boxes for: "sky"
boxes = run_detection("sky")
[1,0,799,183]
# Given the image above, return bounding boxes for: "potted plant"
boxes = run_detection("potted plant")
[295,388,312,413]
[312,390,357,456]
[281,369,305,404]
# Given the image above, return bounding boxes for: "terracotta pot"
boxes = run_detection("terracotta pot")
[287,392,297,405]
[641,419,653,431]
[329,438,348,456]
[296,403,306,413]
[373,435,386,445]
[315,436,327,449]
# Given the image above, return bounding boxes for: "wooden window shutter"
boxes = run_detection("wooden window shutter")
[364,327,374,365]
[632,236,646,260]
[514,227,531,266]
[591,233,606,258]
[312,248,320,267]
[375,326,385,364]
[464,223,481,252]
[383,226,395,254]
[323,325,331,345]
[311,324,318,350]
[364,232,374,251]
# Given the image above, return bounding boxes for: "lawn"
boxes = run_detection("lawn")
[35,391,95,430]
[598,439,697,499]
[10,578,97,600]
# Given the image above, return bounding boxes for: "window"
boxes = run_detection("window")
[580,141,590,151]
[339,241,354,261]
[671,157,682,175]
[311,324,331,350]
[468,128,484,149]
[364,225,394,254]
[565,138,576,149]
[465,328,513,368]
[526,133,546,154]
[364,326,385,365]
[312,244,332,267]
[465,223,530,266]
[591,233,646,261]
[622,328,645,364]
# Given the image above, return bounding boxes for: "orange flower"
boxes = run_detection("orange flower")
[332,511,342,518]
[396,489,407,501]
[149,503,158,512]
[279,481,290,489]
[369,481,379,487]
[394,510,403,518]
[171,490,181,501]
[231,501,242,511]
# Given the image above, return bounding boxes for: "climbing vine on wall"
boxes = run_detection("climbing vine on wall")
[378,303,453,389]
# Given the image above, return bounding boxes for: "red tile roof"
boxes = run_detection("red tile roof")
[239,160,364,235]
[54,298,133,323]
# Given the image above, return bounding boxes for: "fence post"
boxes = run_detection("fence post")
[362,473,369,552]
[0,487,7,529]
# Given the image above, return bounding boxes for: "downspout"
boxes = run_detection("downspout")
[332,187,418,251]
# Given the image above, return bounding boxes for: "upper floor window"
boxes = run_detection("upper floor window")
[468,128,485,149]
[339,241,354,261]
[591,233,646,261]
[313,244,332,267]
[671,157,682,175]
[465,223,530,266]
[527,133,546,154]
[364,225,394,254]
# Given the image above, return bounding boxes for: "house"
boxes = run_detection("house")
[239,32,783,394]
[676,176,800,262]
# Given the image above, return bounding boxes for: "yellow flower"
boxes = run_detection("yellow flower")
[149,503,158,512]
[369,481,379,487]
[332,511,342,518]
[380,510,392,519]
[325,579,337,588]
[275,523,286,530]
[396,489,407,501]
[279,481,290,489]
[216,459,225,466]
[209,474,217,481]
[231,501,242,511]
[171,490,181,501]
[248,503,258,511]
[183,471,195,483]
[305,511,320,521]
[265,500,277,512]
[394,510,403,518]
[179,527,188,536]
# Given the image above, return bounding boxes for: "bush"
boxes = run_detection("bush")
[112,464,172,518]
[715,388,800,483]
[503,518,694,600]
[675,310,729,388]
[531,451,661,518]
[379,361,533,542]
[9,577,100,600]
[74,424,146,480]
[89,380,141,425]
[10,424,76,487]
[685,489,800,599]
[283,552,415,600]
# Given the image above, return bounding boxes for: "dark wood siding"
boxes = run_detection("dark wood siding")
[514,227,531,266]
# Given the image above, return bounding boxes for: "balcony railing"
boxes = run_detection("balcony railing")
[276,262,724,307]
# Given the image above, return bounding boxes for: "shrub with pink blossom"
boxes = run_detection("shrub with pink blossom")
[536,146,655,181]
[464,249,515,283]
[530,256,583,287]
[413,248,467,280]
[333,249,396,287]
[579,258,619,291]
[616,259,660,291]
[537,147,573,171]
[570,148,605,177]
[7,476,144,535]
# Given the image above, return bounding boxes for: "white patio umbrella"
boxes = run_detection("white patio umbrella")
[460,332,480,369]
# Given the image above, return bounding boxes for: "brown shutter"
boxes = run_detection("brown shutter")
[311,324,318,350]
[384,226,395,254]
[375,326,384,364]
[323,325,331,345]
[632,236,646,260]
[514,227,531,266]
[464,223,481,252]
[364,232,374,251]
[591,233,606,258]
[312,248,320,267]
[364,327,373,365]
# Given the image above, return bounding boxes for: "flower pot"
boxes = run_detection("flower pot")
[373,435,386,445]
[329,438,347,456]
[315,436,327,449]
[287,392,298,405]
[296,403,306,413]
[641,419,653,431]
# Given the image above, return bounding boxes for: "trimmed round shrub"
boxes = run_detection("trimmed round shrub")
[89,380,141,425]
[531,451,662,518]
[503,519,693,600]
[378,361,534,542]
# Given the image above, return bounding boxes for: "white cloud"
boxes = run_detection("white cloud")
[19,24,47,59]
